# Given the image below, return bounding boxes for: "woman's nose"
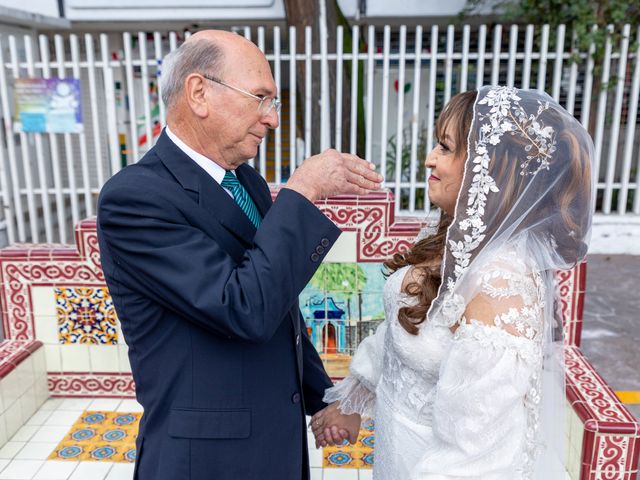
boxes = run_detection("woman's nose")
[425,148,437,168]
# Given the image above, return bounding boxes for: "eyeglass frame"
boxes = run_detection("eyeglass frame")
[201,73,281,117]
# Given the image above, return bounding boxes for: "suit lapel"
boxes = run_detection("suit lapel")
[155,130,257,245]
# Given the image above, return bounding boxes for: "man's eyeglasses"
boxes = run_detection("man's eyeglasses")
[202,74,281,117]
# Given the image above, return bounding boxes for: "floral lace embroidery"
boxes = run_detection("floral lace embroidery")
[445,87,557,291]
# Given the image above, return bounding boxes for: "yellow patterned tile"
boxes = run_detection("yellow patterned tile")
[55,287,118,344]
[49,411,140,463]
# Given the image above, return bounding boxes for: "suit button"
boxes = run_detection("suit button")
[296,334,301,345]
[311,253,319,262]
[315,245,325,255]
[292,393,301,404]
[321,238,330,247]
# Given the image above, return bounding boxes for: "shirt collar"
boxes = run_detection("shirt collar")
[165,125,233,186]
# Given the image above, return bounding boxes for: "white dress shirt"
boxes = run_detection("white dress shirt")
[165,126,234,198]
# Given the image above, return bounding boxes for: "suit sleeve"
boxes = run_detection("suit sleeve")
[98,179,341,344]
[297,311,333,415]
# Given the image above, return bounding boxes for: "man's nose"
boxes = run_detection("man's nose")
[262,109,279,129]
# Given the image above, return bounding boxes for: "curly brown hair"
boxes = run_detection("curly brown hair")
[383,91,477,335]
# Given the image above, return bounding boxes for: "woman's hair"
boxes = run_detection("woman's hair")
[384,91,477,335]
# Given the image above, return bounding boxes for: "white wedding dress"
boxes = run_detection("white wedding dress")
[324,250,546,480]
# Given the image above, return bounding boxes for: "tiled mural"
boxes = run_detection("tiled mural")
[55,287,119,345]
[300,263,386,357]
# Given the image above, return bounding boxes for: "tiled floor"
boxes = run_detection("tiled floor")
[0,398,139,480]
[0,398,372,480]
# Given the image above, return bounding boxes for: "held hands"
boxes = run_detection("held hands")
[285,149,383,202]
[309,401,361,449]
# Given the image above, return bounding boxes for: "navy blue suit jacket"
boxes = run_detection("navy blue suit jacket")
[97,131,339,479]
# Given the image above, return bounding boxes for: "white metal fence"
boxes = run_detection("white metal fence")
[0,24,639,245]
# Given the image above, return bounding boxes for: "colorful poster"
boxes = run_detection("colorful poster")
[14,78,83,133]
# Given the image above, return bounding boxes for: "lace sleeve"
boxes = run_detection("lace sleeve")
[323,320,388,418]
[410,268,544,479]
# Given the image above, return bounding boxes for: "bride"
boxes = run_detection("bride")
[310,86,595,479]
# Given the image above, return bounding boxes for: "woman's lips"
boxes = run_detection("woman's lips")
[428,174,440,181]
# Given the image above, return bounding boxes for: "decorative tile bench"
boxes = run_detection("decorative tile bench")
[0,189,636,479]
[0,339,48,444]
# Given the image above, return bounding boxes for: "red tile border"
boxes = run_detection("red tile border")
[48,372,136,397]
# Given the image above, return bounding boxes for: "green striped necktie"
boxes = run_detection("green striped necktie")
[221,171,262,228]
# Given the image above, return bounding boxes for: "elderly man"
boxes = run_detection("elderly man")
[97,30,378,480]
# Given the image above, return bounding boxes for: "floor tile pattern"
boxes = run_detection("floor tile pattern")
[48,411,140,463]
[323,419,374,469]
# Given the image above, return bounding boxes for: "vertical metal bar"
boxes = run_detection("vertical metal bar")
[349,25,359,155]
[365,25,375,163]
[85,34,105,189]
[566,30,579,115]
[334,26,344,152]
[38,34,66,243]
[426,25,439,214]
[154,31,165,125]
[460,25,470,92]
[476,24,486,89]
[409,25,423,213]
[55,34,80,231]
[593,25,613,193]
[551,24,565,101]
[0,108,13,243]
[580,26,597,129]
[288,26,296,173]
[621,27,640,214]
[318,7,330,152]
[379,26,391,182]
[603,24,629,214]
[427,25,439,154]
[138,32,153,153]
[70,34,93,218]
[100,34,121,177]
[273,26,282,183]
[123,32,138,163]
[522,25,534,89]
[0,36,23,241]
[394,26,407,214]
[537,24,549,92]
[169,31,177,52]
[258,27,267,174]
[24,34,52,242]
[304,26,312,160]
[0,36,16,243]
[444,25,454,104]
[9,35,38,241]
[507,25,518,87]
[491,24,502,86]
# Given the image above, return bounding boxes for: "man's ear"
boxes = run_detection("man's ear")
[184,73,209,119]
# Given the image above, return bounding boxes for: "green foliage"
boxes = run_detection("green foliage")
[461,0,639,67]
[386,124,429,210]
[309,263,368,293]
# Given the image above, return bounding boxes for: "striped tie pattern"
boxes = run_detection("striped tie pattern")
[221,171,262,228]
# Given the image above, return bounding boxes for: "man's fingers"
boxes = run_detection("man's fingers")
[345,171,381,191]
[344,156,383,182]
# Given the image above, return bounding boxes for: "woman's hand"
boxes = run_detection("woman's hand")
[310,401,361,448]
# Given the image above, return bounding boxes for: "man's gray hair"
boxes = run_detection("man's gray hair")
[160,38,224,109]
